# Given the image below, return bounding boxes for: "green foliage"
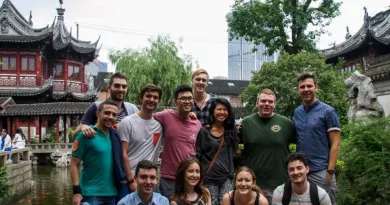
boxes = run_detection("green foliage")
[240,52,349,121]
[289,144,296,152]
[109,35,193,106]
[337,117,390,205]
[227,0,341,55]
[0,167,12,200]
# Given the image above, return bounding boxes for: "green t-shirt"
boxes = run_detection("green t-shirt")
[239,113,296,187]
[72,126,117,196]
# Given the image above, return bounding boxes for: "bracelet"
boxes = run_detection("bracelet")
[73,185,82,195]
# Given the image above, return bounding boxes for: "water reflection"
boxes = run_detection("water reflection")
[15,165,72,205]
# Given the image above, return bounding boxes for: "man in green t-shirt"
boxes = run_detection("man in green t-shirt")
[70,100,119,205]
[239,88,296,205]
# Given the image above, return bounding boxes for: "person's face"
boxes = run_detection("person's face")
[235,171,255,195]
[174,91,194,114]
[184,162,201,187]
[287,160,309,185]
[97,104,118,129]
[135,168,158,195]
[256,93,276,117]
[297,78,318,105]
[213,103,228,123]
[192,73,208,93]
[1,132,5,136]
[140,91,160,111]
[108,78,128,101]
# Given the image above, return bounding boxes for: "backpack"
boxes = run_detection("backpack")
[282,182,320,205]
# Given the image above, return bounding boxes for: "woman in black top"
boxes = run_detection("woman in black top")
[170,158,211,205]
[222,167,268,205]
[196,98,239,205]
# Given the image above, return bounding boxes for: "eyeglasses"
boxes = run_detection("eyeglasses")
[177,97,194,102]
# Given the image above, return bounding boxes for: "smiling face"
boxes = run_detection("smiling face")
[213,103,228,123]
[140,91,160,111]
[297,78,318,106]
[235,171,255,194]
[287,160,309,185]
[175,91,194,114]
[108,78,128,101]
[184,162,201,187]
[256,93,276,118]
[192,73,208,93]
[96,104,118,129]
[135,168,158,195]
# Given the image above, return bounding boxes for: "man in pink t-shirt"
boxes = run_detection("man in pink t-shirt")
[154,84,202,198]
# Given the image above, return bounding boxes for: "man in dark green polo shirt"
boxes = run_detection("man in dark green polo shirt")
[70,100,119,205]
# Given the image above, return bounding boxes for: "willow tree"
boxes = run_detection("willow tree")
[227,0,341,55]
[109,35,193,106]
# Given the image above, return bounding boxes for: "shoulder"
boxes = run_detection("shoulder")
[152,193,169,204]
[242,113,257,122]
[316,184,329,197]
[118,193,135,204]
[294,104,304,112]
[222,191,233,203]
[258,193,269,205]
[75,132,86,141]
[274,113,293,123]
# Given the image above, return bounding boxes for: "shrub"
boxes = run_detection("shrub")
[0,167,12,200]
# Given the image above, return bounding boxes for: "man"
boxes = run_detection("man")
[294,72,340,205]
[239,89,296,204]
[272,153,331,205]
[117,160,169,205]
[154,84,202,198]
[192,68,214,126]
[74,72,139,199]
[70,100,119,205]
[118,84,163,192]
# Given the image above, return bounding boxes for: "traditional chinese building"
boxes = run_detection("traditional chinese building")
[321,7,390,116]
[0,0,100,143]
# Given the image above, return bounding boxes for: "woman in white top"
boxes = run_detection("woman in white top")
[12,128,26,149]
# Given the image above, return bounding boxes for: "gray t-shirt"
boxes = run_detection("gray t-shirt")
[118,114,163,175]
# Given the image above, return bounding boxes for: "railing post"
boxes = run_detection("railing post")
[0,155,5,167]
[11,151,20,164]
[22,149,29,161]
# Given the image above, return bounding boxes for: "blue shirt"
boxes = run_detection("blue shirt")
[117,191,169,205]
[294,99,340,172]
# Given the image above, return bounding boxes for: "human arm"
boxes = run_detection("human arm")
[319,191,332,205]
[206,189,212,205]
[73,104,98,138]
[259,194,269,205]
[195,128,205,161]
[70,156,82,205]
[117,119,136,191]
[170,201,178,205]
[326,110,341,183]
[221,192,231,205]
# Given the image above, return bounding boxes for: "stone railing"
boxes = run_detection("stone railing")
[28,143,73,153]
[53,80,88,93]
[0,148,29,167]
[0,75,44,87]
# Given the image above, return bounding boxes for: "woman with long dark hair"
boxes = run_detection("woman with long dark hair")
[195,97,239,205]
[170,157,211,205]
[222,166,268,205]
[13,128,26,149]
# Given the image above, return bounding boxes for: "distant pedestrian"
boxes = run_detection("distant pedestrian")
[13,128,26,149]
[1,129,12,152]
[170,157,212,205]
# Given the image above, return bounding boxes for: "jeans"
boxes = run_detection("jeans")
[204,178,234,205]
[159,177,175,199]
[81,196,116,205]
[116,182,130,202]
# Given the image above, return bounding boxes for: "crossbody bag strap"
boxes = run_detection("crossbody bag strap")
[206,136,224,174]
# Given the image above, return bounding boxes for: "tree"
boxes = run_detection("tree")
[227,0,342,55]
[109,35,193,106]
[240,52,349,124]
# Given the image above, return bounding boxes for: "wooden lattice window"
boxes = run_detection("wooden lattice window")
[0,56,16,71]
[21,56,35,71]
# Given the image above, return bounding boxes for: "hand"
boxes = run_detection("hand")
[81,125,96,137]
[72,194,82,205]
[327,172,334,184]
[129,181,137,192]
[189,112,198,120]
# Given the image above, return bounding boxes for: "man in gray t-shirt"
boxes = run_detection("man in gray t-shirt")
[117,84,163,192]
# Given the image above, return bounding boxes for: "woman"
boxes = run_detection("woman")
[196,97,239,205]
[170,158,212,205]
[221,167,268,205]
[13,128,26,149]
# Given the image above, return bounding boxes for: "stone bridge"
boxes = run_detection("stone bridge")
[27,143,73,154]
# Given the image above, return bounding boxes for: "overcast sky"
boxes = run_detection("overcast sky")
[9,0,390,78]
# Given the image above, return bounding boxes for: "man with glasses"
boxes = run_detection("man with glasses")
[153,84,202,198]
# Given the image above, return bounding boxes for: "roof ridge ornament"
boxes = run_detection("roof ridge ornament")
[29,10,33,26]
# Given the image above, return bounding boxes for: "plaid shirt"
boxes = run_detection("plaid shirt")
[193,97,214,127]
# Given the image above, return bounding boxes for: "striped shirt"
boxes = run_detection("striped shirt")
[272,182,331,205]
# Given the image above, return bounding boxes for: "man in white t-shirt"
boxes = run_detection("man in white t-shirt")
[272,153,331,205]
[118,84,163,193]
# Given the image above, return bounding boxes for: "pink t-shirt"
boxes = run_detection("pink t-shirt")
[153,111,202,179]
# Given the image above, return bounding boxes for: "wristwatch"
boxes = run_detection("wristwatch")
[327,169,336,175]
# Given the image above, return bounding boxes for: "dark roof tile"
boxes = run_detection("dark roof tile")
[0,102,91,116]
[206,79,249,96]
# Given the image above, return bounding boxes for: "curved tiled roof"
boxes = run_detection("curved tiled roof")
[0,102,91,116]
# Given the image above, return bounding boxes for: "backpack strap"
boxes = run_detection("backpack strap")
[282,183,292,205]
[309,183,320,205]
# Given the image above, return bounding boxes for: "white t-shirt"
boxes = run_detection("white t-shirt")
[118,113,163,175]
[3,134,12,149]
[13,133,26,149]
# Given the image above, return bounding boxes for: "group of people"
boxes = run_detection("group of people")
[70,69,340,205]
[1,128,26,151]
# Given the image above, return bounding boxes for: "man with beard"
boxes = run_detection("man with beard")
[192,69,214,127]
[153,84,202,198]
[239,89,296,204]
[118,84,163,193]
[294,72,340,205]
[272,153,331,205]
[70,100,119,205]
[117,160,169,205]
[74,72,139,200]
